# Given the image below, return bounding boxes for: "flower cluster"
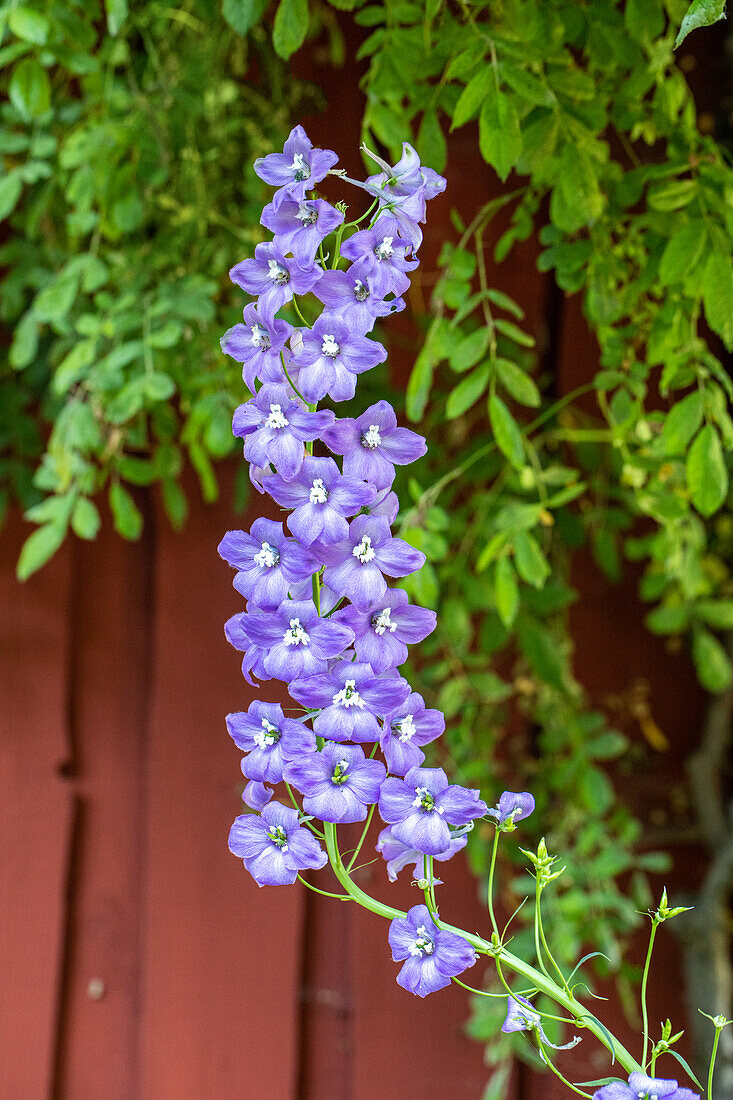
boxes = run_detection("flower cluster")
[220,127,493,995]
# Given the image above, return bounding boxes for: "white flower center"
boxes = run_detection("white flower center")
[309,478,329,504]
[354,278,369,302]
[250,324,270,349]
[408,925,435,956]
[361,424,382,449]
[267,823,289,851]
[266,403,289,429]
[321,334,340,358]
[375,235,394,261]
[352,535,376,564]
[267,258,289,285]
[254,541,280,569]
[412,786,443,813]
[393,714,416,742]
[296,200,317,225]
[372,607,396,635]
[283,618,310,646]
[254,717,281,749]
[331,758,350,785]
[290,152,311,182]
[332,679,365,709]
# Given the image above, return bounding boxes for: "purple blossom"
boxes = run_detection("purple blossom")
[369,487,400,523]
[379,766,488,855]
[218,518,317,609]
[290,315,387,404]
[233,383,335,481]
[242,599,354,681]
[376,826,467,883]
[224,612,270,685]
[379,692,445,775]
[229,241,322,320]
[388,904,476,997]
[592,1076,699,1100]
[228,801,328,886]
[313,268,404,335]
[254,125,338,210]
[220,304,292,392]
[243,780,273,810]
[333,588,436,672]
[501,994,542,1035]
[261,197,344,265]
[365,142,447,203]
[323,400,426,490]
[340,228,418,297]
[289,660,410,742]
[227,701,316,783]
[318,515,425,610]
[370,190,428,251]
[284,741,387,823]
[264,456,376,546]
[487,791,535,832]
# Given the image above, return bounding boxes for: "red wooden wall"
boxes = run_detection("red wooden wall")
[0,20,717,1100]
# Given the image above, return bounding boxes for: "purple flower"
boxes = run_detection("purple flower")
[284,741,387,823]
[323,400,426,490]
[264,456,376,546]
[243,780,273,810]
[228,801,327,886]
[378,766,488,855]
[224,611,270,685]
[227,701,316,783]
[318,515,425,610]
[379,692,445,775]
[313,268,405,335]
[290,315,387,404]
[261,197,344,264]
[365,142,447,202]
[218,518,318,609]
[388,904,476,997]
[369,487,400,523]
[289,660,410,742]
[376,826,467,883]
[230,241,322,320]
[501,994,542,1035]
[254,125,338,210]
[242,599,354,681]
[340,228,418,297]
[233,383,335,481]
[220,304,293,392]
[332,588,436,672]
[487,791,535,832]
[370,193,428,252]
[592,1075,699,1100]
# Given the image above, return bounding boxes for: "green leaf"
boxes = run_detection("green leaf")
[222,0,268,34]
[674,0,727,48]
[516,615,566,691]
[106,0,129,35]
[500,63,554,107]
[272,0,309,59]
[657,390,704,455]
[687,424,728,516]
[416,109,446,175]
[451,67,493,129]
[696,599,733,629]
[479,89,521,183]
[450,328,489,372]
[494,317,535,347]
[17,521,67,580]
[446,362,490,418]
[702,250,733,350]
[692,627,733,693]
[645,603,689,634]
[489,393,524,469]
[8,7,49,44]
[494,556,519,627]
[143,372,176,401]
[550,145,604,232]
[625,0,665,42]
[9,312,39,369]
[34,274,79,323]
[9,58,51,120]
[53,339,97,394]
[109,482,143,540]
[658,219,707,286]
[514,531,550,588]
[495,358,540,407]
[71,497,101,540]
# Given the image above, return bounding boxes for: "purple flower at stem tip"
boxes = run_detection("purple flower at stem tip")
[228,800,327,886]
[254,125,338,211]
[487,791,535,832]
[388,904,476,997]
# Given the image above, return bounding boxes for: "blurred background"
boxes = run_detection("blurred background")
[1,1,732,1098]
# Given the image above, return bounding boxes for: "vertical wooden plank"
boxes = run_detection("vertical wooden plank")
[139,471,305,1099]
[0,519,74,1100]
[54,510,154,1099]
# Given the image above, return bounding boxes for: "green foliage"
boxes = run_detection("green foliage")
[0,0,304,572]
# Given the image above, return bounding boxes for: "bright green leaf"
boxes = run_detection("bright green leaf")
[514,530,550,588]
[446,362,490,418]
[674,0,727,48]
[17,521,67,580]
[222,0,268,34]
[702,250,733,350]
[687,424,728,516]
[479,89,521,182]
[496,358,541,407]
[9,58,51,120]
[489,393,525,469]
[692,627,733,693]
[494,556,519,627]
[109,482,143,540]
[272,0,309,59]
[8,7,49,44]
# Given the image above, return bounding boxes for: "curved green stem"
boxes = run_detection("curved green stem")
[346,802,375,872]
[536,1038,593,1099]
[297,874,350,900]
[640,919,659,1069]
[323,822,642,1076]
[707,1025,721,1100]
[536,884,571,994]
[487,828,500,935]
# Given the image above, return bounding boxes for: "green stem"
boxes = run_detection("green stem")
[297,874,351,900]
[292,294,312,329]
[323,823,642,1075]
[536,885,571,994]
[534,880,553,982]
[487,828,501,936]
[640,919,659,1069]
[537,1038,592,1099]
[280,351,308,404]
[346,803,376,872]
[707,1026,722,1100]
